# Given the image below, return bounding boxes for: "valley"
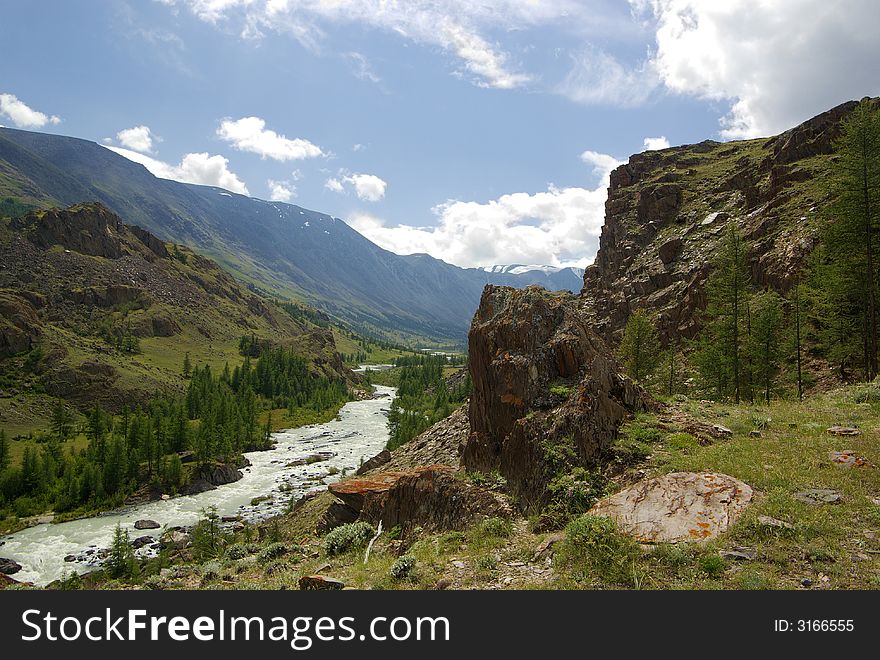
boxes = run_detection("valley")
[2,98,880,594]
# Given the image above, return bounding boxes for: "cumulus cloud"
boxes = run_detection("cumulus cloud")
[0,93,61,129]
[217,116,324,161]
[634,0,880,137]
[116,125,156,153]
[643,136,670,150]
[346,173,386,202]
[267,178,295,202]
[346,150,624,268]
[580,150,625,178]
[105,145,250,195]
[324,171,387,202]
[324,177,344,193]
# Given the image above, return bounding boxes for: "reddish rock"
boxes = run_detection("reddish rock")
[324,465,510,536]
[299,575,345,590]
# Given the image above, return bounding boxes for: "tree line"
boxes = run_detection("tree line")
[0,343,350,522]
[385,355,471,450]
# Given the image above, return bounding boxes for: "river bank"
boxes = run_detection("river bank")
[0,385,395,586]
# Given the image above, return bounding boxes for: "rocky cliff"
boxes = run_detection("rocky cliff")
[581,99,868,343]
[459,99,875,515]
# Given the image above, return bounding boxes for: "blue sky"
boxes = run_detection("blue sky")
[1,0,878,268]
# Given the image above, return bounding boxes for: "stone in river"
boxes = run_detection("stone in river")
[134,519,161,530]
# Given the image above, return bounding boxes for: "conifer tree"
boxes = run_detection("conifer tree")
[694,223,751,401]
[822,99,880,379]
[0,429,9,473]
[749,291,785,404]
[619,309,662,383]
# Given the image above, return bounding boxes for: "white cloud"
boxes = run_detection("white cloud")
[557,47,658,107]
[344,51,381,83]
[346,151,622,268]
[441,22,531,89]
[158,1,578,90]
[346,173,386,202]
[352,143,366,152]
[324,171,387,201]
[580,150,625,178]
[267,178,295,202]
[643,136,670,151]
[0,93,61,129]
[324,177,345,193]
[105,145,250,195]
[217,116,324,161]
[635,0,880,138]
[116,125,156,153]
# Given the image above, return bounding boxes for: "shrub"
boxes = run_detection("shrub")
[533,467,608,532]
[390,555,417,580]
[558,515,641,586]
[258,542,288,562]
[478,517,513,539]
[460,470,507,490]
[226,542,260,560]
[698,553,726,577]
[323,521,376,556]
[474,555,497,572]
[625,423,662,444]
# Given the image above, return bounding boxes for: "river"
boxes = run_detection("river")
[0,385,396,586]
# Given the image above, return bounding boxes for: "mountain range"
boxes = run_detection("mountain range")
[0,128,583,344]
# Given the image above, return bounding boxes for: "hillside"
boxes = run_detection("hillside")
[582,100,863,343]
[0,202,354,433]
[0,128,582,343]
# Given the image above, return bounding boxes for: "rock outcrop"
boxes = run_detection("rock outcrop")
[580,99,877,343]
[323,465,511,536]
[0,290,41,356]
[589,472,753,543]
[181,460,248,495]
[463,285,647,508]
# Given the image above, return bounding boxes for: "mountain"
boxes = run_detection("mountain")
[482,264,585,293]
[0,202,353,418]
[0,128,580,343]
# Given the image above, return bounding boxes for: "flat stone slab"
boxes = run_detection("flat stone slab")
[758,515,794,530]
[793,488,841,505]
[589,472,753,543]
[827,426,860,436]
[829,450,870,468]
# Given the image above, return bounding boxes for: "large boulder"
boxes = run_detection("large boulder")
[0,557,22,575]
[463,285,647,508]
[590,472,753,543]
[324,465,510,536]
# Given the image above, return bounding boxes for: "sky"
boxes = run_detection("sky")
[1,0,879,269]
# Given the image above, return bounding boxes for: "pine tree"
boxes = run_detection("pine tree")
[619,309,662,383]
[183,351,192,378]
[107,523,136,579]
[0,430,9,473]
[822,99,880,380]
[50,401,74,440]
[749,291,785,404]
[694,223,752,401]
